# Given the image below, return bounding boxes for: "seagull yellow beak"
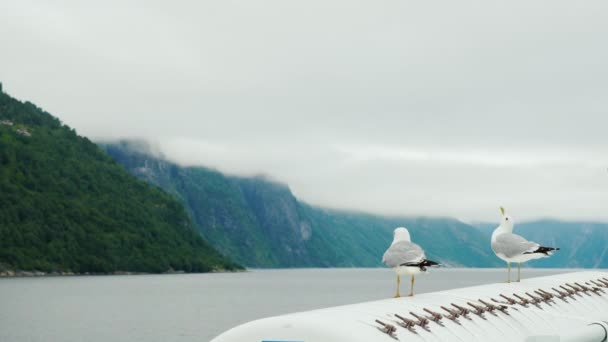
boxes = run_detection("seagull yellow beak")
[500,207,505,216]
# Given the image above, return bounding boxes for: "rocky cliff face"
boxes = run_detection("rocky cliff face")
[237,178,314,266]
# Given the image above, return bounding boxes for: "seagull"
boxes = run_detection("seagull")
[382,227,440,297]
[491,207,560,283]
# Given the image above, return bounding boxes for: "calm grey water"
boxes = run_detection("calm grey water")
[0,268,573,342]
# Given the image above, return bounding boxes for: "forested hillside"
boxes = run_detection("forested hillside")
[0,85,240,273]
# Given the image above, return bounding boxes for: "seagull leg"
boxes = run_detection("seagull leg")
[409,275,415,297]
[517,263,521,282]
[507,262,511,283]
[394,274,401,298]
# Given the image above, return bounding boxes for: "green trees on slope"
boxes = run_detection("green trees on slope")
[0,88,240,273]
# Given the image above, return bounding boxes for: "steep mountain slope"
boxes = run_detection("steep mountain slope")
[102,142,281,266]
[0,85,240,273]
[474,220,608,268]
[103,141,501,268]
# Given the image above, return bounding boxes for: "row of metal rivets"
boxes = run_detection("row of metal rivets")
[375,277,608,336]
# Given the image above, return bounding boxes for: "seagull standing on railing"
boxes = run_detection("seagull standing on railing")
[383,227,440,297]
[491,207,560,283]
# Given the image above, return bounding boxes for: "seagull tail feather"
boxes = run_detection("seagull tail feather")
[524,246,560,256]
[401,259,441,270]
[420,259,441,267]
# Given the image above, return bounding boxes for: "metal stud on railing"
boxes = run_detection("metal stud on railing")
[440,306,460,322]
[467,302,487,317]
[513,293,532,306]
[567,283,590,297]
[479,299,508,314]
[580,282,602,294]
[492,298,515,314]
[525,292,544,305]
[395,313,417,332]
[490,298,511,305]
[535,289,555,302]
[585,282,605,295]
[590,280,608,289]
[597,278,608,288]
[537,289,553,299]
[375,320,397,337]
[451,303,473,320]
[410,312,431,331]
[552,287,570,300]
[559,285,580,297]
[574,282,591,292]
[566,283,582,293]
[499,294,518,305]
[560,285,580,298]
[423,308,444,325]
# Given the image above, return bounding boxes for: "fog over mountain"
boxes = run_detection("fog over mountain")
[102,140,608,269]
[2,0,608,221]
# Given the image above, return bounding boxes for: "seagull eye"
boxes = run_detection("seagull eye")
[506,218,509,221]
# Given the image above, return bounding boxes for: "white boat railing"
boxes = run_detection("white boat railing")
[211,271,608,342]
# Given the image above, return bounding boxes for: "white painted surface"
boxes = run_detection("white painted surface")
[211,271,608,342]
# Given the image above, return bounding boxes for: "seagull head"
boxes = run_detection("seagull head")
[499,206,514,231]
[392,227,411,244]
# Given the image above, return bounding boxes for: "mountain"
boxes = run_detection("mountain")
[102,141,502,268]
[0,85,240,274]
[474,220,608,268]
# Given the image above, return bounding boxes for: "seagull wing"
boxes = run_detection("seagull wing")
[492,233,539,259]
[382,241,425,268]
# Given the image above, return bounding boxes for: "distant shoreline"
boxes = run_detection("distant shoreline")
[0,268,244,278]
[2,267,589,278]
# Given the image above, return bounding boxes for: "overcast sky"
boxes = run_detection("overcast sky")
[2,0,608,221]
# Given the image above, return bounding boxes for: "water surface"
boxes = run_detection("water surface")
[0,268,572,341]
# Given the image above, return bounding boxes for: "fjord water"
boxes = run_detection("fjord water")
[0,268,570,341]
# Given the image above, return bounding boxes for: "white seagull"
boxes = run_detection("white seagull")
[491,207,560,282]
[382,227,439,297]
